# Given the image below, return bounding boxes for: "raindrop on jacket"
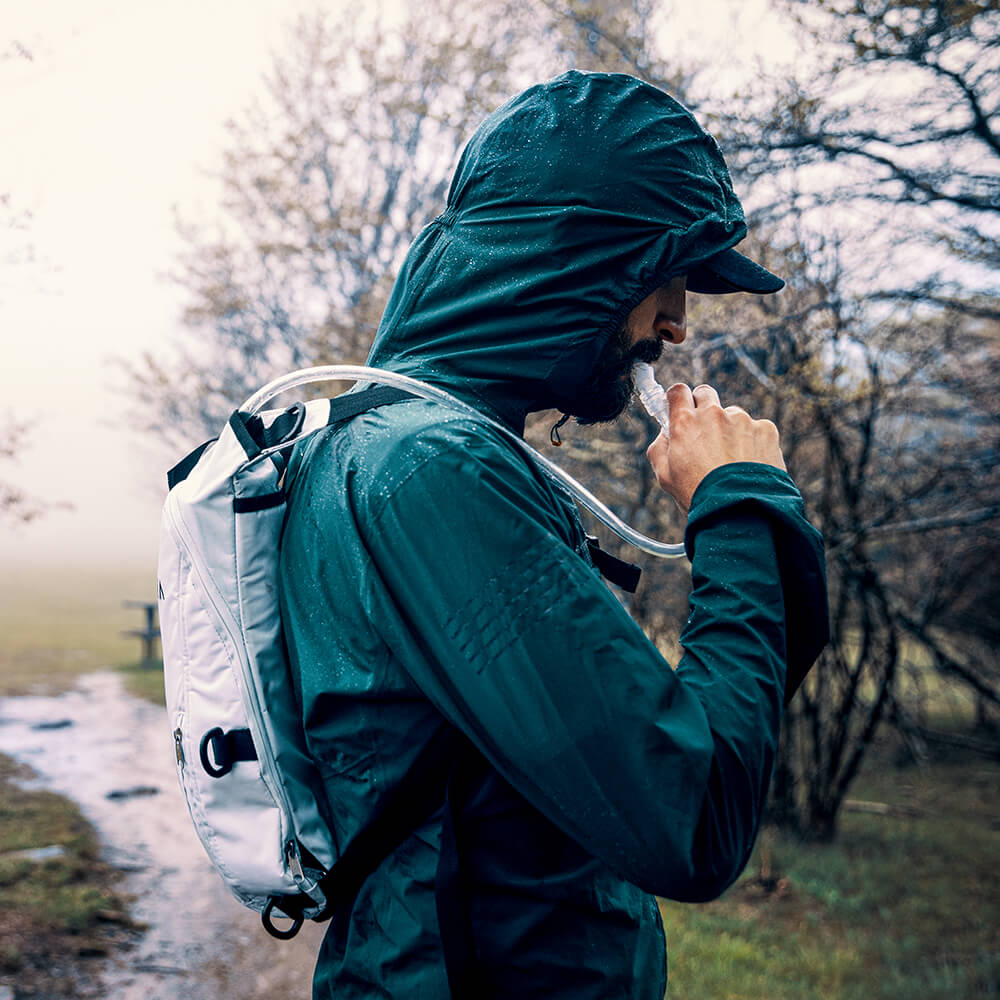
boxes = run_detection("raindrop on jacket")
[279,70,827,999]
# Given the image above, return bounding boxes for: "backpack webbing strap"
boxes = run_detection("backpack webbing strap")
[586,536,642,593]
[273,726,482,996]
[167,439,215,490]
[325,383,416,424]
[435,745,486,998]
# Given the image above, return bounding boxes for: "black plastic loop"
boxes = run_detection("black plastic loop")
[199,727,230,777]
[198,727,257,778]
[262,896,305,940]
[263,400,306,448]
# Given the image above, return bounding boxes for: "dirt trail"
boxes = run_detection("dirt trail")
[0,672,324,999]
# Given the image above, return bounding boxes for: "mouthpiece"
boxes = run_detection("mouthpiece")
[633,362,670,433]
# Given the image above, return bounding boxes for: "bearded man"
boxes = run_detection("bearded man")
[278,70,828,999]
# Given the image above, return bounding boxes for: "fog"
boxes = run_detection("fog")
[0,0,792,571]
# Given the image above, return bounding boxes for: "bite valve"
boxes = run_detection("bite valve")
[633,362,670,434]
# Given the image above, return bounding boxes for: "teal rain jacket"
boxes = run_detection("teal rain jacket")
[278,72,828,999]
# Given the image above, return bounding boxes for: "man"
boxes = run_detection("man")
[279,71,827,998]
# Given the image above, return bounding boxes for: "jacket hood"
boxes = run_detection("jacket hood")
[368,70,749,434]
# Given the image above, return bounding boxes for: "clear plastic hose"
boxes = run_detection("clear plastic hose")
[242,365,686,559]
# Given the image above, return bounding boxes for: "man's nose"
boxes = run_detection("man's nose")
[657,315,687,344]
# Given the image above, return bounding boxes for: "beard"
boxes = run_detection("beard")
[570,322,664,425]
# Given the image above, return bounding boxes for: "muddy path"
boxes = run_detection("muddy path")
[0,672,324,999]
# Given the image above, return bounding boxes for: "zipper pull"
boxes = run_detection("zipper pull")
[285,841,305,883]
[174,728,185,766]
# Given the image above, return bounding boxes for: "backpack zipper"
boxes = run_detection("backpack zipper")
[163,492,298,870]
[285,840,305,882]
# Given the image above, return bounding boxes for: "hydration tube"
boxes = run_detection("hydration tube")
[241,365,686,559]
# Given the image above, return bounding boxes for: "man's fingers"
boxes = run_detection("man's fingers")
[646,430,669,464]
[692,384,721,408]
[666,382,694,416]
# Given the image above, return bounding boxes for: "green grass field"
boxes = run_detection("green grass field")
[661,738,999,998]
[0,566,159,696]
[0,566,996,998]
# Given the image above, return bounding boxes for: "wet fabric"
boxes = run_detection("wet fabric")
[278,71,828,998]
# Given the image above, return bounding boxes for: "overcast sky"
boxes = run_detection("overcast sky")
[1,0,334,570]
[0,0,795,572]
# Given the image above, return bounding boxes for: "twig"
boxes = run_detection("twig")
[842,799,926,819]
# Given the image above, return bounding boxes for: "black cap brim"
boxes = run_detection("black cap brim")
[687,247,784,295]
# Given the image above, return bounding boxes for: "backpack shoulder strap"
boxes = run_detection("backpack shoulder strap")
[325,384,415,426]
[167,385,417,490]
[235,384,417,461]
[312,725,465,911]
[267,725,483,996]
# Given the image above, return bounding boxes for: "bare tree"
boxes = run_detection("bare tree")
[721,0,999,301]
[128,1,562,449]
[687,231,1000,837]
[676,0,1000,835]
[0,418,46,525]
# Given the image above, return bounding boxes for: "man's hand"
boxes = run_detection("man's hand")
[646,384,786,515]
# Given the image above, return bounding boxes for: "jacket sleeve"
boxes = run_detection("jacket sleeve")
[358,419,826,902]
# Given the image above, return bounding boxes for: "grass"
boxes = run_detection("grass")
[117,660,166,705]
[0,753,139,994]
[659,734,1000,999]
[0,565,157,696]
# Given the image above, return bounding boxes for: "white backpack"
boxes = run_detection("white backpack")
[157,372,459,938]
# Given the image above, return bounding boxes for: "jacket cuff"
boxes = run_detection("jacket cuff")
[683,462,830,706]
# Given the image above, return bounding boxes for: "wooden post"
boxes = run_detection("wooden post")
[122,600,161,669]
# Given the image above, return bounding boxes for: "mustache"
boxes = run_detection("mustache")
[605,335,663,382]
[626,336,663,367]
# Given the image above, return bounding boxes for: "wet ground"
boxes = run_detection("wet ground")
[0,672,323,999]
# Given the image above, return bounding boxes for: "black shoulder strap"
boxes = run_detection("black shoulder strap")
[326,384,415,424]
[328,727,484,999]
[434,742,487,997]
[264,723,483,996]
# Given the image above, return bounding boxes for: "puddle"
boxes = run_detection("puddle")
[0,671,322,999]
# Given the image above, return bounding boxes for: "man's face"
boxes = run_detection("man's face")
[574,275,688,424]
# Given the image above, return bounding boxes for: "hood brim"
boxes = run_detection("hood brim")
[687,247,784,294]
